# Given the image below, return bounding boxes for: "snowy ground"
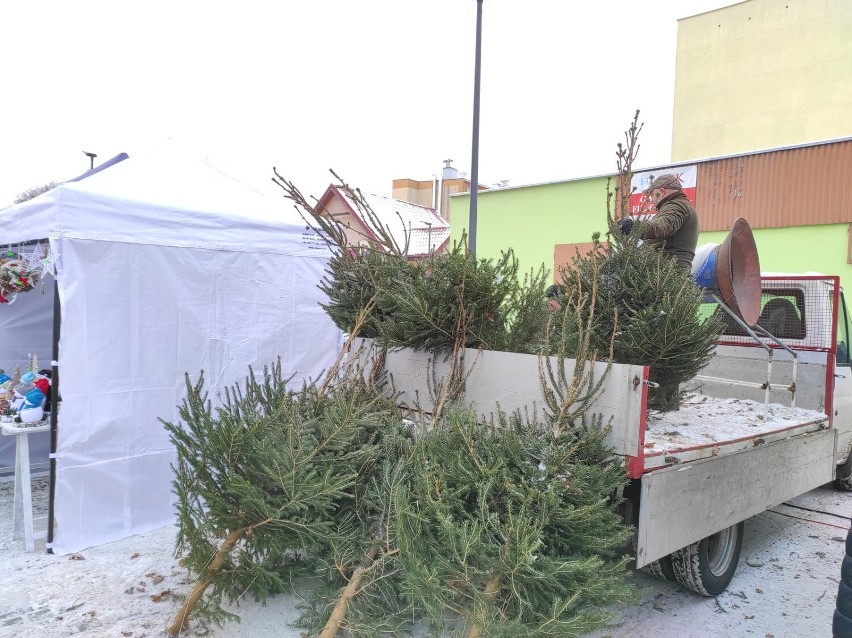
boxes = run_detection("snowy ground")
[0,476,849,638]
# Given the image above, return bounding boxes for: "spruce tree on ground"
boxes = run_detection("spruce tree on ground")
[162,360,409,635]
[395,408,633,638]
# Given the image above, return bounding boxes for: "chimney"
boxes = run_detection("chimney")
[442,158,459,180]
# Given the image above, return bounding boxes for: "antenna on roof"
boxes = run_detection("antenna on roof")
[83,151,97,170]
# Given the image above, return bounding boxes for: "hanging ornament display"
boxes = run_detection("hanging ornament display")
[23,243,59,278]
[0,244,53,304]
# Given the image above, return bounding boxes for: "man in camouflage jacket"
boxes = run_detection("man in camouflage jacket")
[619,173,699,270]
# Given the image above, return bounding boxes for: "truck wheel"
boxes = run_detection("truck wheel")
[841,556,852,587]
[835,453,852,492]
[670,522,744,596]
[642,555,676,581]
[838,581,852,618]
[833,609,852,637]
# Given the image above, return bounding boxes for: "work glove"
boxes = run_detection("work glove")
[619,217,635,235]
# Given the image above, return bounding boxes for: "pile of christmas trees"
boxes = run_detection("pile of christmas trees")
[162,252,634,636]
[163,114,720,636]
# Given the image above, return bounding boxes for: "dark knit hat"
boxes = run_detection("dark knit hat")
[646,173,682,192]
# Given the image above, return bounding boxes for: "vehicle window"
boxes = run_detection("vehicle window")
[702,288,806,339]
[837,291,851,366]
[755,291,805,339]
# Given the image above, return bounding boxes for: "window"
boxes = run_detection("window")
[703,288,806,340]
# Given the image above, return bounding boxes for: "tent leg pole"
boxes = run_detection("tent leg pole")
[47,279,60,554]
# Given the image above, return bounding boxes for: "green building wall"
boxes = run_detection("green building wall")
[451,185,852,287]
[450,176,612,280]
[701,224,851,285]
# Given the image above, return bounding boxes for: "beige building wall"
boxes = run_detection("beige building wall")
[440,178,471,223]
[391,179,434,208]
[391,177,471,223]
[672,0,852,161]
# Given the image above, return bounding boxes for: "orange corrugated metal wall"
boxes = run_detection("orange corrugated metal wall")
[695,139,852,232]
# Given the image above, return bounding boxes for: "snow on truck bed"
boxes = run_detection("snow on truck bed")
[641,394,828,469]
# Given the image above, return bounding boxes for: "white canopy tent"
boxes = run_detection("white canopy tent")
[0,151,342,554]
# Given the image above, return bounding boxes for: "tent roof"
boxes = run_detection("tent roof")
[0,149,323,255]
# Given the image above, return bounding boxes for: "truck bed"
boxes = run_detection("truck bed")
[642,395,828,471]
[352,337,833,479]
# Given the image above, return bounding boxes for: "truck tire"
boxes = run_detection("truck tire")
[835,453,852,492]
[669,522,744,596]
[835,609,852,638]
[836,523,852,638]
[642,555,677,581]
[838,581,852,619]
[842,556,852,586]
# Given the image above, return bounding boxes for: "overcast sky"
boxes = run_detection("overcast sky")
[0,1,742,208]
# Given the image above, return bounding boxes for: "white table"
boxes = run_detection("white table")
[1,419,50,552]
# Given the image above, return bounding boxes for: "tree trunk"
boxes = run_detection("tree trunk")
[318,545,379,638]
[167,528,246,636]
[468,572,503,638]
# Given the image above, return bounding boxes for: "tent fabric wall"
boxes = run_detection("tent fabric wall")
[52,239,337,553]
[0,151,343,553]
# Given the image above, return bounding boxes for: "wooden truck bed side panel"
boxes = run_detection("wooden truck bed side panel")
[353,339,647,458]
[354,339,833,478]
[635,428,836,568]
[463,349,646,457]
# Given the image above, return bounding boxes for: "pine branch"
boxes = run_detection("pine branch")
[316,294,377,398]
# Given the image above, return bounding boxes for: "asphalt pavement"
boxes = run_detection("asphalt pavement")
[589,484,852,638]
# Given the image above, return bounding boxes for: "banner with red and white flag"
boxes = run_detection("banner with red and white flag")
[628,165,697,219]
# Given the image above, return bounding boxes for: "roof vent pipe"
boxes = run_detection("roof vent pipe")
[442,158,459,180]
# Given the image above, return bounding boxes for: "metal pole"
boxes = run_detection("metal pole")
[468,0,483,254]
[47,276,59,554]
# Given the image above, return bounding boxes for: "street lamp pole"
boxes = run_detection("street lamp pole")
[468,0,483,255]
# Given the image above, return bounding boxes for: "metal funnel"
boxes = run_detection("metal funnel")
[715,217,761,326]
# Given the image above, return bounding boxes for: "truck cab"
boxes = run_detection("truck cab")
[832,283,852,487]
